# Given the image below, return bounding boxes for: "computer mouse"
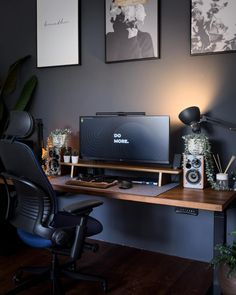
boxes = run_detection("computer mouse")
[119,180,133,189]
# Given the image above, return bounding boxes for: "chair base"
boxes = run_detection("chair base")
[6,254,107,295]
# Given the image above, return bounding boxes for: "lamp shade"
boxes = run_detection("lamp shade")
[178,106,201,126]
[179,106,236,133]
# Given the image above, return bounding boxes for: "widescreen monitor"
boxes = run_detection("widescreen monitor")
[79,115,170,165]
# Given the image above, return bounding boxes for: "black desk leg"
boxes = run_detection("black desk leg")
[209,211,227,295]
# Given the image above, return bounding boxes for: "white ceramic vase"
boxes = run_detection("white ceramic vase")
[188,138,206,155]
[63,155,71,163]
[71,156,79,164]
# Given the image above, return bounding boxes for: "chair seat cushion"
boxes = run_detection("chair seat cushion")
[51,213,103,237]
[17,229,52,248]
[17,214,102,249]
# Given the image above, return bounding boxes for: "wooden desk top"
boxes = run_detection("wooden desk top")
[49,175,236,212]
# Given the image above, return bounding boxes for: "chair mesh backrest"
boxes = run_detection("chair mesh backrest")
[0,112,57,236]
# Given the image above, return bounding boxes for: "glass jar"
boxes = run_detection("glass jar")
[216,173,229,191]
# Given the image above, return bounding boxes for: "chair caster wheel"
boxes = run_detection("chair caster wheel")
[102,280,108,292]
[92,243,99,253]
[13,270,23,284]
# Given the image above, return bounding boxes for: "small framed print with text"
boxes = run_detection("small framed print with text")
[105,0,159,63]
[37,0,80,67]
[191,0,236,55]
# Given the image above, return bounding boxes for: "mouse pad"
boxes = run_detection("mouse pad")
[112,182,179,196]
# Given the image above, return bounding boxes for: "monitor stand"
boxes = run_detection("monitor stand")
[60,160,182,187]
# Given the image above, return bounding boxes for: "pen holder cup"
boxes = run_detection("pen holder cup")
[216,173,229,191]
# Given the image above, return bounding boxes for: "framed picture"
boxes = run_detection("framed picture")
[105,0,159,63]
[191,0,236,55]
[37,0,80,68]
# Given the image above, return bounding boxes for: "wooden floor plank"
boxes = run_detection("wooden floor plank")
[0,240,212,295]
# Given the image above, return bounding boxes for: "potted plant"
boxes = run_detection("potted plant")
[63,149,71,163]
[50,128,71,148]
[71,149,79,164]
[211,231,236,295]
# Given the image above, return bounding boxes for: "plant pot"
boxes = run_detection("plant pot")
[52,134,67,148]
[219,264,236,295]
[63,155,71,163]
[187,137,206,156]
[71,156,79,164]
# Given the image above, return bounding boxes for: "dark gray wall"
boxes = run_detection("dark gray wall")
[1,0,236,262]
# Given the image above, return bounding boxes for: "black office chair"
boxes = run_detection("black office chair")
[0,111,107,294]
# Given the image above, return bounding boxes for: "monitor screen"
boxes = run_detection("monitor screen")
[79,115,170,165]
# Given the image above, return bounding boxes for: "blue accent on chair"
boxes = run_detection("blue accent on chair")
[17,229,52,248]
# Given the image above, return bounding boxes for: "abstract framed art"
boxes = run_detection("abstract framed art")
[105,0,159,63]
[37,0,80,68]
[191,0,236,55]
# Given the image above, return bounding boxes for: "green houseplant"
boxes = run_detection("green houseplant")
[72,149,79,156]
[211,231,236,294]
[0,55,38,135]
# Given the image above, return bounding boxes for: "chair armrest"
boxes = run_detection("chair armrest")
[63,199,103,214]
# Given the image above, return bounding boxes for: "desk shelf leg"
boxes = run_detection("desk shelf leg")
[158,172,162,187]
[210,211,227,295]
[70,165,75,178]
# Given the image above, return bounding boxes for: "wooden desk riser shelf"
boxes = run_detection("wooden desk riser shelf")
[60,160,182,187]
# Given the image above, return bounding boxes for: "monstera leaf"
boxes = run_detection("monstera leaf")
[0,55,30,98]
[0,55,37,134]
[13,75,38,111]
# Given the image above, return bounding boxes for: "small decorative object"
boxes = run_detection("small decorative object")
[213,154,236,191]
[211,231,236,295]
[37,0,80,67]
[63,149,71,163]
[105,0,159,63]
[216,173,229,191]
[191,0,236,55]
[71,149,79,164]
[182,134,216,188]
[50,128,71,149]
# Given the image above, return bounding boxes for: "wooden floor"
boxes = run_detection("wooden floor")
[0,240,212,295]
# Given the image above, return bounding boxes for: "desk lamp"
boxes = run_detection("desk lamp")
[178,106,236,133]
[179,106,236,190]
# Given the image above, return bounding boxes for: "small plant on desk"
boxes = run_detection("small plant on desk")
[63,149,71,163]
[71,149,79,164]
[211,231,236,294]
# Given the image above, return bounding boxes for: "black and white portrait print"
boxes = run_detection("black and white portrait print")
[105,0,159,62]
[191,0,236,55]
